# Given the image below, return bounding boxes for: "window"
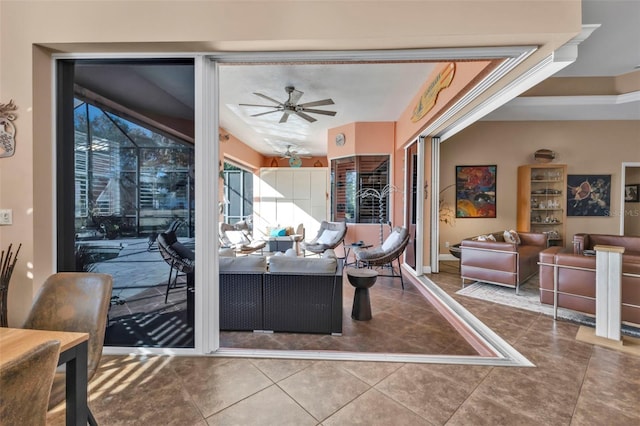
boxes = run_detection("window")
[223,163,253,224]
[331,155,390,223]
[73,100,194,240]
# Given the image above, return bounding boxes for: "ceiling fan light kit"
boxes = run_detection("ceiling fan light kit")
[239,86,336,124]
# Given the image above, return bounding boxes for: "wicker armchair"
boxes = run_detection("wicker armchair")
[301,220,347,256]
[354,226,410,289]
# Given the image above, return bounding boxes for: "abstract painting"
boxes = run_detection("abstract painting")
[455,165,497,218]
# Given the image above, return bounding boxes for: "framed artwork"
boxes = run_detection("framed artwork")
[625,184,639,202]
[567,174,611,216]
[455,165,497,218]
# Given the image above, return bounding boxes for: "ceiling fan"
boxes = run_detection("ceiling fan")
[277,145,311,159]
[239,86,336,123]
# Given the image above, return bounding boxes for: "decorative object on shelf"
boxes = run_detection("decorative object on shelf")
[0,243,21,327]
[625,184,639,202]
[313,160,323,167]
[0,100,18,158]
[411,63,456,122]
[270,158,278,167]
[288,156,302,168]
[567,174,611,216]
[455,165,497,218]
[534,149,556,163]
[356,184,398,244]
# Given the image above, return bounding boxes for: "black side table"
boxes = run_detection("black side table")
[346,268,378,321]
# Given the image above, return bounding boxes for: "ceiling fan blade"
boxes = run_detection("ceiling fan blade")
[288,89,303,105]
[298,99,334,108]
[250,110,280,117]
[253,92,283,105]
[279,112,290,123]
[239,103,280,108]
[300,108,337,116]
[294,111,317,123]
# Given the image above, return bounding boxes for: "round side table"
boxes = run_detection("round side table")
[346,268,378,321]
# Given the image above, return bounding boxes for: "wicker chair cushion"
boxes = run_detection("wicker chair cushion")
[353,247,385,260]
[172,241,195,261]
[382,229,404,251]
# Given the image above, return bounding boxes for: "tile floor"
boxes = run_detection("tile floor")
[47,261,640,425]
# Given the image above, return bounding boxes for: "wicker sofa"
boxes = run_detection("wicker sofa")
[219,250,343,334]
[538,233,640,326]
[460,230,547,294]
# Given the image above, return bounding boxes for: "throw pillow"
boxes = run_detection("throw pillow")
[486,234,497,242]
[382,230,402,252]
[269,228,287,237]
[284,248,297,257]
[317,229,340,245]
[503,230,520,244]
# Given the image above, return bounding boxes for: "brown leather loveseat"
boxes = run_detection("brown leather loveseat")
[538,233,640,326]
[460,231,547,294]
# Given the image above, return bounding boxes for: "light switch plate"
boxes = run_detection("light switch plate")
[0,209,13,225]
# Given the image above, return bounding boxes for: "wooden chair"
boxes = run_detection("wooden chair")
[22,272,113,425]
[354,226,410,289]
[0,339,61,426]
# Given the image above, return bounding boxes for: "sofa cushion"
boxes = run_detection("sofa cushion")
[219,256,266,273]
[268,256,337,274]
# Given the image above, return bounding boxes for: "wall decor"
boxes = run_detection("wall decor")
[0,100,18,158]
[411,63,456,122]
[625,184,639,202]
[567,174,611,216]
[455,165,497,218]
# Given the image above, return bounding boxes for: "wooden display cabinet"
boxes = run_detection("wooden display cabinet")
[517,164,567,247]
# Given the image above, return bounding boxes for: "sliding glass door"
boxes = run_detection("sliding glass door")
[57,59,196,348]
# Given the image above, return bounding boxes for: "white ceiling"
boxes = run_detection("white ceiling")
[219,63,436,156]
[74,1,639,156]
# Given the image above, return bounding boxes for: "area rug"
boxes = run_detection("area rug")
[456,276,640,338]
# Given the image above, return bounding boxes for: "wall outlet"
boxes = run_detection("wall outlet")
[0,209,12,225]
[445,241,450,247]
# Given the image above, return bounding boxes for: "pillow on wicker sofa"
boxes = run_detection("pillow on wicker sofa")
[268,256,337,274]
[219,256,266,273]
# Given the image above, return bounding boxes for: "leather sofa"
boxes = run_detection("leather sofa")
[219,250,343,334]
[539,233,640,326]
[460,231,547,294]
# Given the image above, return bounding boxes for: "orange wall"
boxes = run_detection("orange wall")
[219,130,265,173]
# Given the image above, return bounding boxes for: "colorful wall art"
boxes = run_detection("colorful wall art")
[455,165,497,218]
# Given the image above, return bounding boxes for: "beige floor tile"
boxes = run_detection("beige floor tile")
[335,360,404,386]
[375,363,481,425]
[169,357,273,418]
[277,361,370,421]
[323,388,430,426]
[249,357,315,382]
[447,393,542,426]
[571,398,640,425]
[206,385,317,426]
